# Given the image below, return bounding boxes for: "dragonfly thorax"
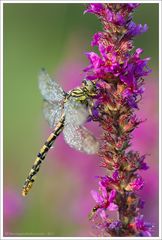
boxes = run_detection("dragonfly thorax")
[67,80,96,104]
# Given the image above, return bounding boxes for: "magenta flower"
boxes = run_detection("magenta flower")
[91,185,118,212]
[84,4,104,15]
[126,176,144,191]
[134,215,153,237]
[126,21,148,38]
[84,3,152,237]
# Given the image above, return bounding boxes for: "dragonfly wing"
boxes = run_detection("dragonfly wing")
[38,68,65,102]
[63,124,99,154]
[43,100,63,128]
[64,98,89,126]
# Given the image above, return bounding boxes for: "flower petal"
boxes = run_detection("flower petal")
[108,203,118,211]
[91,190,103,204]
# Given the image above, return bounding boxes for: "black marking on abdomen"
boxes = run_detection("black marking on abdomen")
[45,140,53,149]
[32,159,42,169]
[37,152,45,160]
[42,144,49,153]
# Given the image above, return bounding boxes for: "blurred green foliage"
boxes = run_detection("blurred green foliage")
[3,3,158,236]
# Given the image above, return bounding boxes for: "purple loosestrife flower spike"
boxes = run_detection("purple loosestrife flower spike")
[84,3,152,237]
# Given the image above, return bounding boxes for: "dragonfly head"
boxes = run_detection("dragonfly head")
[82,80,96,96]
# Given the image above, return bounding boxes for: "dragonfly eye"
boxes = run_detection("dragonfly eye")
[83,80,96,93]
[82,79,87,87]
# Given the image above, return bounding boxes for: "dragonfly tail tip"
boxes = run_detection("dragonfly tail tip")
[22,189,27,197]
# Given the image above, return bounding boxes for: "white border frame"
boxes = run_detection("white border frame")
[0,0,161,240]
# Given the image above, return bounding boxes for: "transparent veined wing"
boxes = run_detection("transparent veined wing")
[43,100,63,128]
[38,68,65,102]
[64,97,89,126]
[63,97,99,154]
[63,124,99,154]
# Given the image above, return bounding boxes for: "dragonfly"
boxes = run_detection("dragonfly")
[22,68,99,196]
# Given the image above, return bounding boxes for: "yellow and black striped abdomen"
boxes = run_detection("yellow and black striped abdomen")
[22,113,65,196]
